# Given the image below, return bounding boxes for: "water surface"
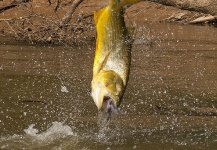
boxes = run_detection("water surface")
[0,22,217,149]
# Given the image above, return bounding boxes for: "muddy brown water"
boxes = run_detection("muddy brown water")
[0,22,217,149]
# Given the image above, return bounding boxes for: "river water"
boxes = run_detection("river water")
[0,22,217,149]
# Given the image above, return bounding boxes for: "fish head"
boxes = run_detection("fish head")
[91,70,124,111]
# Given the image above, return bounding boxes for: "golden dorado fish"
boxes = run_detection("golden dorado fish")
[91,0,140,116]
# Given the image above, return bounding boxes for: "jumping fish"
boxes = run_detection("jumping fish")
[91,0,140,119]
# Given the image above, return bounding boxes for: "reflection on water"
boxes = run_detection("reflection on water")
[0,23,217,149]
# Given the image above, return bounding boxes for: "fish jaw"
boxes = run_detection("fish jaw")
[91,70,124,110]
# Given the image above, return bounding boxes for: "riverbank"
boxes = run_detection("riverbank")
[0,0,216,45]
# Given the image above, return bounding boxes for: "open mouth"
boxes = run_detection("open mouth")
[100,96,121,123]
[102,96,120,113]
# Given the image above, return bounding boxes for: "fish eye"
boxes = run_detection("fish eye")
[104,81,109,87]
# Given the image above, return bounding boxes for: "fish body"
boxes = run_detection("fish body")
[91,0,140,112]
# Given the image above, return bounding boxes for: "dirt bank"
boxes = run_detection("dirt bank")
[0,0,215,45]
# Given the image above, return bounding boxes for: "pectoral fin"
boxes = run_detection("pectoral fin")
[93,51,110,76]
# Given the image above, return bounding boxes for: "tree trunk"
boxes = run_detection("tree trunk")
[147,0,217,16]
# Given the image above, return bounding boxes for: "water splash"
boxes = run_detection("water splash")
[0,121,77,149]
[24,121,75,140]
[97,111,111,138]
[61,85,69,93]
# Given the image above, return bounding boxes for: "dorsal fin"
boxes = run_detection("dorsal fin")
[94,7,107,25]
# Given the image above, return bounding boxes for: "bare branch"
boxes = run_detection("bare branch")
[61,0,84,25]
[0,0,32,13]
[48,0,51,5]
[54,0,61,12]
[189,15,217,23]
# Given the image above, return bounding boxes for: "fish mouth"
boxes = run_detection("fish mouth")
[101,96,121,122]
[102,96,120,114]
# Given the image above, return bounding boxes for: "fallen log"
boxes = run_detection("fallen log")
[146,0,217,16]
[189,15,217,23]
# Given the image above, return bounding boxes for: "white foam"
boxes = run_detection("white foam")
[24,124,39,136]
[61,85,69,93]
[0,121,77,149]
[24,121,76,140]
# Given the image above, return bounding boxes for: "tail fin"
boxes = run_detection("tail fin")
[95,0,141,23]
